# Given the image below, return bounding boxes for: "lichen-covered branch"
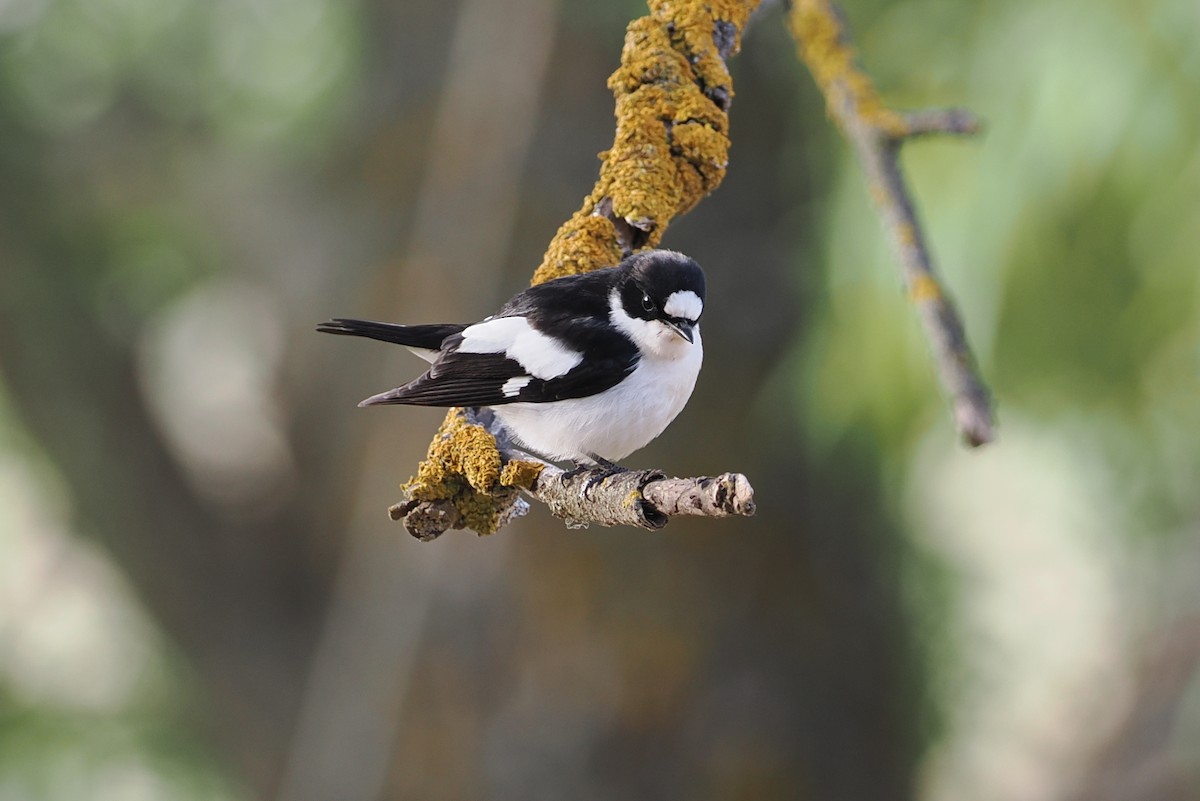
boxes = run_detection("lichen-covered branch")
[397,0,763,536]
[390,411,755,540]
[787,0,996,447]
[394,467,756,540]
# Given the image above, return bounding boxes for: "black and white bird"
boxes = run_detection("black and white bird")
[317,249,706,466]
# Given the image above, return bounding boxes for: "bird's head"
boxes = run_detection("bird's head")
[611,250,706,359]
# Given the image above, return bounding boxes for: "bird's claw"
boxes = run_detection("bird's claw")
[579,455,629,498]
[560,456,631,498]
[561,464,589,482]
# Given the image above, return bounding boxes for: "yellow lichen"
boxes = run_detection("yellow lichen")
[407,0,761,535]
[894,221,918,249]
[406,411,502,495]
[533,0,755,286]
[908,273,943,303]
[402,410,521,534]
[499,459,545,490]
[788,0,907,137]
[533,212,626,284]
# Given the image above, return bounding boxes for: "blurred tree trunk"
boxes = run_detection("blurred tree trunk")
[0,115,328,795]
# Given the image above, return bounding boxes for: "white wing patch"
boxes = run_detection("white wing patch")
[457,316,526,353]
[501,376,533,397]
[663,290,703,321]
[457,316,583,380]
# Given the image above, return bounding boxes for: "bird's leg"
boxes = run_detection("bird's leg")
[587,452,627,473]
[561,455,600,482]
[560,461,592,482]
[580,452,629,495]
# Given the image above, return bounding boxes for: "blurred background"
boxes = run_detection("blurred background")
[1,0,1199,798]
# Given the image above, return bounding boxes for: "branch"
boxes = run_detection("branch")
[396,0,764,536]
[535,467,757,529]
[394,468,756,539]
[787,0,996,447]
[390,409,755,540]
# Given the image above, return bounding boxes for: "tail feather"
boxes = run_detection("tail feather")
[358,385,410,407]
[316,318,464,351]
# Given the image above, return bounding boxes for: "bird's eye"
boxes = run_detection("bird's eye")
[641,294,655,313]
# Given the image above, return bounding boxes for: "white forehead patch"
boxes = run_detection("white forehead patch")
[458,316,582,380]
[663,290,703,321]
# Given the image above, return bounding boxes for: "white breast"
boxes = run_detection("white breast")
[491,328,703,463]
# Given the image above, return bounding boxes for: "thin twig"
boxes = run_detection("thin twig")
[788,0,995,446]
[900,108,981,139]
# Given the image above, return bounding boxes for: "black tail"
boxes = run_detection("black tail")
[316,318,465,350]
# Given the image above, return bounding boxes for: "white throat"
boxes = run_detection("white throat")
[608,289,698,361]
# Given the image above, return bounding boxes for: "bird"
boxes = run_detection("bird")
[317,249,706,467]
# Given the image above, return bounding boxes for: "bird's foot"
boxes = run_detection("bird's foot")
[586,453,623,472]
[559,464,587,482]
[578,453,630,497]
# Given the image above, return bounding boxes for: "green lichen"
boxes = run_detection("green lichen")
[408,0,761,535]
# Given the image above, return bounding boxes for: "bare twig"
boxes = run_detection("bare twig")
[531,466,756,530]
[900,108,981,139]
[787,0,995,446]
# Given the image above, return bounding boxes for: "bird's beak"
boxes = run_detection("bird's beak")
[666,319,695,343]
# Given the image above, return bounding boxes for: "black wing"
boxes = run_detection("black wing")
[496,267,622,352]
[361,350,527,407]
[360,265,639,407]
[360,327,638,408]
